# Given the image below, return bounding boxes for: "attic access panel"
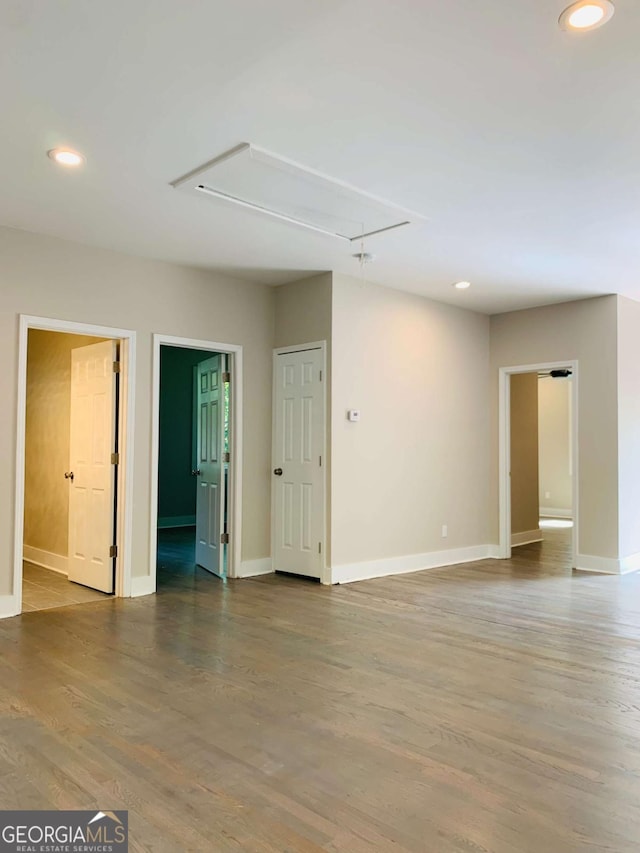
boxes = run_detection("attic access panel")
[171,143,423,242]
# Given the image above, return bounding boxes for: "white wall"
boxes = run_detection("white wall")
[0,226,275,598]
[274,273,332,349]
[538,376,572,516]
[7,225,638,597]
[490,296,618,563]
[330,273,491,580]
[617,296,640,563]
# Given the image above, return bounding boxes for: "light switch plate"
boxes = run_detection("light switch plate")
[347,409,361,422]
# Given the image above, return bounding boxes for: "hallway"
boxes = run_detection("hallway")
[509,518,573,574]
[156,526,225,592]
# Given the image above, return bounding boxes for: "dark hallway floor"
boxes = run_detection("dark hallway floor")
[156,526,225,592]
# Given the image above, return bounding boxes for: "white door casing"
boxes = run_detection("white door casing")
[149,334,242,587]
[498,360,579,564]
[195,355,226,576]
[272,346,325,579]
[68,340,118,593]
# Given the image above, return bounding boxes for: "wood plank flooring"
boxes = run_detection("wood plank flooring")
[2,528,640,851]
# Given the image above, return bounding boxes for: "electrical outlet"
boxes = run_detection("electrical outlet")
[441,524,448,538]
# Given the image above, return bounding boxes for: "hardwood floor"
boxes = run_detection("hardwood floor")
[156,526,222,591]
[2,527,640,851]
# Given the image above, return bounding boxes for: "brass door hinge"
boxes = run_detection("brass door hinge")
[109,545,118,558]
[111,452,120,465]
[223,452,230,463]
[222,371,231,383]
[221,532,230,545]
[113,361,121,374]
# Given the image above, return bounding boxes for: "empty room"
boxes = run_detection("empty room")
[1,2,640,851]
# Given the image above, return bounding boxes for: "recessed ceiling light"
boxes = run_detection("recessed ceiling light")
[453,281,471,290]
[47,148,85,167]
[559,0,614,31]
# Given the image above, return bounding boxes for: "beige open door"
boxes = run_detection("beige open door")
[67,340,118,593]
[194,355,226,576]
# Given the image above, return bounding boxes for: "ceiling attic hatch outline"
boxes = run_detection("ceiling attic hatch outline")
[170,143,425,243]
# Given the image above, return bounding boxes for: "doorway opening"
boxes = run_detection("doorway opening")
[150,335,243,590]
[155,346,229,588]
[14,316,136,617]
[499,361,578,567]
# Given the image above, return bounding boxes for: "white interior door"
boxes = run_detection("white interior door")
[68,340,118,593]
[195,355,225,576]
[273,346,325,579]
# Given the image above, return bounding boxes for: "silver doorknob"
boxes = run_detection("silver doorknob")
[64,471,74,482]
[191,469,201,476]
[273,468,283,476]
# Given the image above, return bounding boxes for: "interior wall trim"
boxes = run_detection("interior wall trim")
[237,558,273,578]
[22,546,68,576]
[331,544,498,585]
[539,507,572,519]
[511,529,543,547]
[157,516,196,529]
[575,553,640,575]
[0,595,19,620]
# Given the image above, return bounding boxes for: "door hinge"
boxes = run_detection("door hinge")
[318,542,322,554]
[109,545,118,558]
[320,370,323,381]
[223,452,230,463]
[222,371,231,383]
[319,455,322,467]
[221,532,229,545]
[111,452,120,465]
[113,361,121,374]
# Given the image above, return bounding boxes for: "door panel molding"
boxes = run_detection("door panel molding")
[13,315,136,617]
[150,335,243,585]
[195,354,225,576]
[271,341,328,583]
[67,340,118,593]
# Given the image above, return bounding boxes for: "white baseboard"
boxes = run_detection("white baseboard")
[130,575,156,597]
[575,553,630,575]
[540,507,572,519]
[157,515,196,529]
[511,528,543,547]
[23,545,68,575]
[331,544,496,585]
[0,595,20,619]
[620,552,640,575]
[236,558,273,578]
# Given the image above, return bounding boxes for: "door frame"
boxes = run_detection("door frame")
[150,335,243,582]
[271,341,329,585]
[498,360,579,563]
[14,315,136,614]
